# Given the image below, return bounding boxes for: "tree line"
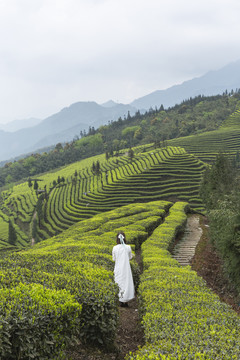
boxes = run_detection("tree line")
[200,151,240,293]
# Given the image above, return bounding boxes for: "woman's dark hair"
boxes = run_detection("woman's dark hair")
[116,231,126,244]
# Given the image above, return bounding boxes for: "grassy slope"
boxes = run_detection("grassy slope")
[169,105,240,163]
[0,146,206,247]
[1,104,240,248]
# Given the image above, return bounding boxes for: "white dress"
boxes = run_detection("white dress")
[112,244,135,303]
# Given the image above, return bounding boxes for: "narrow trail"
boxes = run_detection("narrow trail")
[110,248,144,359]
[172,214,203,266]
[67,248,144,360]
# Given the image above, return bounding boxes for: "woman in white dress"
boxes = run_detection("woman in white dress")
[112,231,135,307]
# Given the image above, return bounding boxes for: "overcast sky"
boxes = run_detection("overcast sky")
[0,0,240,123]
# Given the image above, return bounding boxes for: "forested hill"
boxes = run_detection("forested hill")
[1,92,240,187]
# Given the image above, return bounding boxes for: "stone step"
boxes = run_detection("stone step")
[172,215,202,266]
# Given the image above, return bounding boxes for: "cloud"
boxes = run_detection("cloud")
[0,0,240,122]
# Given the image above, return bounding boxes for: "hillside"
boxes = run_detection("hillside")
[1,93,240,248]
[0,92,239,188]
[169,104,240,163]
[0,146,206,247]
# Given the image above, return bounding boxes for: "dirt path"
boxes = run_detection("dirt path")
[67,297,144,360]
[66,250,144,360]
[115,298,144,358]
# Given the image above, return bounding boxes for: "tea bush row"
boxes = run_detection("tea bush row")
[0,282,82,360]
[39,147,190,237]
[127,202,240,359]
[0,145,205,246]
[170,125,240,164]
[0,200,171,358]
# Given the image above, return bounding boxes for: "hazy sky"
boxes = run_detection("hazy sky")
[0,0,240,123]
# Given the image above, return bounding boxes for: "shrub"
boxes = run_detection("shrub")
[126,202,240,359]
[0,283,82,360]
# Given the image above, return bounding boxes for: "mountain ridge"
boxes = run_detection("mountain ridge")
[131,59,240,109]
[0,117,42,132]
[0,101,137,161]
[1,59,240,161]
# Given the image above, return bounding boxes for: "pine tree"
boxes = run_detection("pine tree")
[34,180,38,191]
[36,193,44,226]
[32,217,37,239]
[95,160,100,175]
[28,178,32,189]
[128,147,134,161]
[8,219,17,246]
[92,162,96,174]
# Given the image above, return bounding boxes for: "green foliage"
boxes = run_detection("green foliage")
[0,92,240,358]
[169,125,240,166]
[74,133,104,153]
[27,177,32,188]
[208,191,240,291]
[128,147,134,161]
[122,126,140,138]
[0,146,205,247]
[33,179,38,191]
[8,219,17,246]
[0,201,170,357]
[199,152,240,291]
[0,283,82,360]
[32,217,37,239]
[200,153,237,209]
[126,202,240,359]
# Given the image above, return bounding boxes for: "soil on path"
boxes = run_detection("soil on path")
[66,249,144,360]
[67,298,144,360]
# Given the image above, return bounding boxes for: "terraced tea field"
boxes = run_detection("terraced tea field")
[1,200,240,359]
[0,200,171,358]
[170,106,240,163]
[0,146,206,246]
[170,127,240,163]
[2,104,240,248]
[2,103,240,358]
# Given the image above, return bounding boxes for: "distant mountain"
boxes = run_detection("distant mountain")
[0,117,42,132]
[131,59,240,110]
[0,101,137,161]
[101,100,118,108]
[2,59,240,162]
